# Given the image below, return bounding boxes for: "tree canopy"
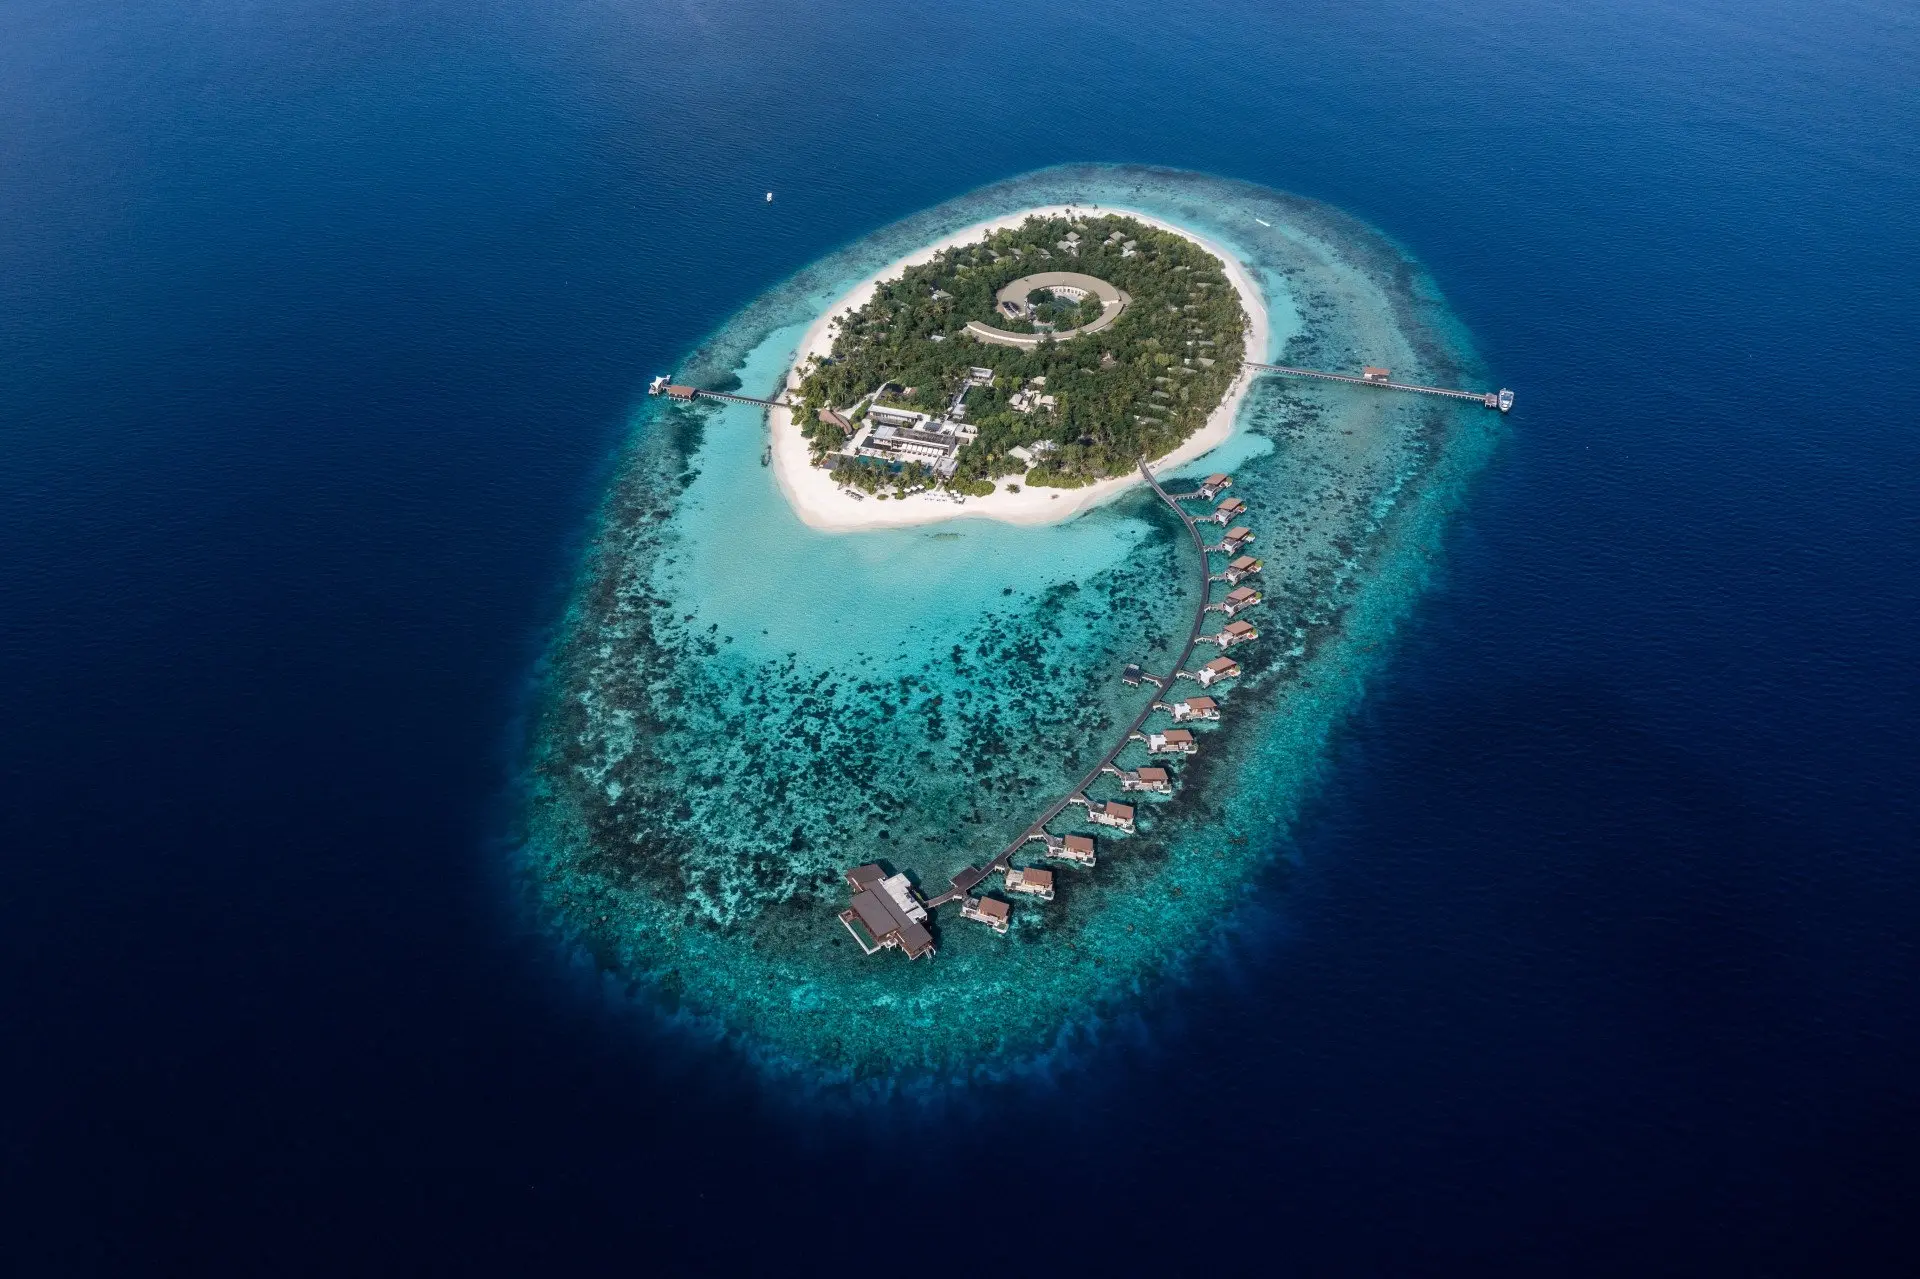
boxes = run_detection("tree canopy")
[795,214,1247,489]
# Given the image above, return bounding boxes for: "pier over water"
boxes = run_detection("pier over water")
[832,457,1242,957]
[920,458,1218,910]
[651,361,1509,956]
[1247,362,1514,412]
[650,364,1514,416]
[647,374,789,409]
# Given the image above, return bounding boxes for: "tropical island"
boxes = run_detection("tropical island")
[523,166,1497,1085]
[771,209,1265,528]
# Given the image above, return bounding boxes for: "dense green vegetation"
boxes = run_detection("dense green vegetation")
[1028,288,1102,328]
[795,214,1246,488]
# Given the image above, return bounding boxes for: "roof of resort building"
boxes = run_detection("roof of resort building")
[1162,729,1194,744]
[966,271,1133,350]
[1224,527,1252,541]
[972,896,1010,923]
[1017,867,1054,892]
[1137,767,1170,783]
[1186,697,1218,711]
[1229,555,1260,570]
[845,868,935,959]
[1205,473,1230,486]
[1205,656,1238,673]
[1063,834,1095,853]
[879,872,928,921]
[850,890,898,939]
[1224,620,1257,636]
[866,424,956,447]
[1226,586,1258,602]
[868,403,932,426]
[1103,802,1135,822]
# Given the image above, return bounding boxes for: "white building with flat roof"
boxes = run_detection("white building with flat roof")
[851,424,961,477]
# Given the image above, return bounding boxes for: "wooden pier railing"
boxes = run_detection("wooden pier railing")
[1246,361,1511,410]
[921,458,1217,909]
[686,389,790,408]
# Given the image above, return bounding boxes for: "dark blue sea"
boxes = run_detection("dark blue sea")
[5,0,1917,1271]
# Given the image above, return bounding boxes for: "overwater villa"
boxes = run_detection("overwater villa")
[1220,554,1263,584]
[838,864,936,960]
[1168,696,1220,722]
[1213,526,1255,553]
[1195,473,1233,500]
[1209,619,1259,649]
[1103,760,1175,792]
[961,895,1011,934]
[1050,833,1098,866]
[1219,586,1263,616]
[1139,728,1198,756]
[1083,799,1136,833]
[1207,496,1249,525]
[1194,656,1242,687]
[1005,866,1056,900]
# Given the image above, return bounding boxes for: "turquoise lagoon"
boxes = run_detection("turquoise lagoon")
[521,166,1501,1085]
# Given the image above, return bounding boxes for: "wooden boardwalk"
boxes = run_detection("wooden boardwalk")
[923,458,1216,908]
[660,364,1511,414]
[1246,361,1510,410]
[683,388,790,409]
[666,357,1517,943]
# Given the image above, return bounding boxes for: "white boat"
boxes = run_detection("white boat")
[1498,388,1515,413]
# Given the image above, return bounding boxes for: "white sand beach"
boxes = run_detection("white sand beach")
[767,205,1269,531]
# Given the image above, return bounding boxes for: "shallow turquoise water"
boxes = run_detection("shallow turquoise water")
[523,165,1499,1086]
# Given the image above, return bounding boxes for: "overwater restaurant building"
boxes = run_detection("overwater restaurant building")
[839,864,935,959]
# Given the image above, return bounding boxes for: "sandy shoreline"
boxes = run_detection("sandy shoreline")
[765,205,1269,531]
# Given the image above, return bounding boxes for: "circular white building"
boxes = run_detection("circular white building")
[965,271,1131,349]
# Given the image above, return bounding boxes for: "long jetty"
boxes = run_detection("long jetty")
[647,375,789,410]
[654,365,1510,414]
[922,459,1214,909]
[1247,361,1512,411]
[652,360,1511,950]
[686,388,790,408]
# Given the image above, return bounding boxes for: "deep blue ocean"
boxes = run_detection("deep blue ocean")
[5,0,1917,1271]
